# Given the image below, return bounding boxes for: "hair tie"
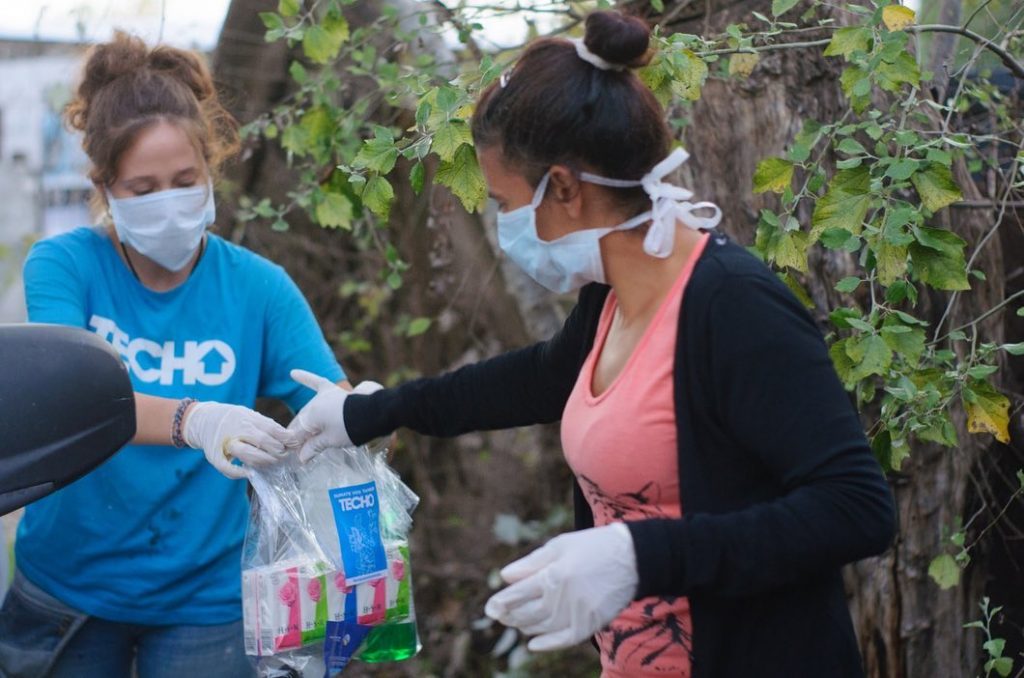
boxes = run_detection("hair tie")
[571,38,626,72]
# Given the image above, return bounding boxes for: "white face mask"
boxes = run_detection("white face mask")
[496,148,722,294]
[106,180,215,272]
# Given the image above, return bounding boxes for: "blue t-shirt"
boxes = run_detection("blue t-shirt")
[17,227,345,625]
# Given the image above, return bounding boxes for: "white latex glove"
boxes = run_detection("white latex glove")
[287,369,383,463]
[484,522,638,652]
[183,402,292,480]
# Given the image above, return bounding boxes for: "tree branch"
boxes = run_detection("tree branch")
[909,24,1024,79]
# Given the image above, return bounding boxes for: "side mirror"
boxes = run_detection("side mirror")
[0,324,136,515]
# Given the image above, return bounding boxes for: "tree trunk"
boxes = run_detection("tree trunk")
[645,1,1017,676]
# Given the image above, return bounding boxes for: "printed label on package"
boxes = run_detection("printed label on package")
[329,481,387,584]
[323,621,372,676]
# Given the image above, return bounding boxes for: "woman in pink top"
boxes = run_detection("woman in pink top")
[288,10,895,677]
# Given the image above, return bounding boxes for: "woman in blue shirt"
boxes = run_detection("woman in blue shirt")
[0,32,346,677]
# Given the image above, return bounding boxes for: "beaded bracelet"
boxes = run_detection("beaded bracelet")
[172,397,197,448]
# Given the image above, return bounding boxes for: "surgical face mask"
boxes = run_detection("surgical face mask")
[106,180,216,272]
[496,148,722,294]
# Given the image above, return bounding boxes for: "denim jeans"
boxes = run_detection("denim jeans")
[0,570,256,678]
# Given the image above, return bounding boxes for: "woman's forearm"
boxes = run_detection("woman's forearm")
[132,393,186,446]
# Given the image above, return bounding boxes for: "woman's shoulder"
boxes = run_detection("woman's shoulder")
[25,226,106,270]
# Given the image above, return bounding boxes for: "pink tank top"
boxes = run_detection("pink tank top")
[561,233,708,677]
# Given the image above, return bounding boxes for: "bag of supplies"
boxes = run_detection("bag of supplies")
[242,443,420,677]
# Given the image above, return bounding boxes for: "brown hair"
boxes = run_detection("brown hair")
[65,31,239,192]
[471,11,669,215]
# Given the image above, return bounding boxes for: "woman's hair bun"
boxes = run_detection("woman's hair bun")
[583,11,652,69]
[65,31,215,132]
[147,45,216,103]
[65,31,148,131]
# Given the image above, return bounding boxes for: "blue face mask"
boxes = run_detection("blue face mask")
[496,148,722,294]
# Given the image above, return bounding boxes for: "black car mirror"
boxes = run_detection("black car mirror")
[0,324,136,515]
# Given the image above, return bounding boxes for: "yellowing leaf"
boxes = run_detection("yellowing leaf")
[875,240,908,286]
[432,121,473,163]
[729,52,760,78]
[928,554,960,590]
[435,143,487,213]
[668,49,708,102]
[963,380,1011,444]
[912,163,962,212]
[824,27,872,58]
[278,0,299,18]
[811,167,871,239]
[753,157,794,194]
[302,15,349,64]
[362,175,394,220]
[315,191,352,230]
[883,5,916,31]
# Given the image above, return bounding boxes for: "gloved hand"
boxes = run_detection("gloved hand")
[183,402,292,480]
[484,522,638,652]
[287,369,383,463]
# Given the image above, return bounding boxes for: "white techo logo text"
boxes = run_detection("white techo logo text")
[88,314,237,386]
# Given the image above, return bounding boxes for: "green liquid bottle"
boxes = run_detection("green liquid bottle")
[359,546,420,663]
[359,621,420,662]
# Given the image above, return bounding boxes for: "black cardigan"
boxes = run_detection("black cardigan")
[345,233,896,677]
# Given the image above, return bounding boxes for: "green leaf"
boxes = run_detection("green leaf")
[836,138,867,156]
[912,163,962,212]
[778,272,815,309]
[435,143,487,212]
[962,380,1011,444]
[983,639,1007,659]
[772,0,801,17]
[278,0,300,18]
[875,47,921,92]
[840,66,872,111]
[835,276,861,293]
[846,318,876,333]
[830,339,858,389]
[929,554,961,590]
[289,60,308,84]
[756,226,810,272]
[846,334,892,381]
[821,228,859,250]
[362,175,395,220]
[354,130,399,175]
[432,121,474,163]
[885,159,920,182]
[407,317,432,337]
[259,12,283,30]
[315,191,353,229]
[882,321,925,364]
[788,119,823,163]
[824,27,871,58]
[908,228,969,291]
[302,15,349,64]
[986,657,1013,678]
[889,437,910,471]
[753,157,795,194]
[1001,342,1024,356]
[410,162,425,195]
[281,124,311,156]
[811,167,871,238]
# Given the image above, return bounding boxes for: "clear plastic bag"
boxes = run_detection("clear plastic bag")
[242,443,420,677]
